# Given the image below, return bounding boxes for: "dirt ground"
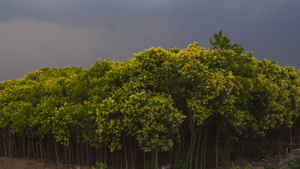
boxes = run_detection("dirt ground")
[0,153,296,169]
[0,157,81,169]
[0,156,54,169]
[219,152,296,169]
[0,157,263,169]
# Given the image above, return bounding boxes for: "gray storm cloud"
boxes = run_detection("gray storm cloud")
[0,0,299,81]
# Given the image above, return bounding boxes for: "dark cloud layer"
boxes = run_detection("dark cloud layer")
[0,0,299,81]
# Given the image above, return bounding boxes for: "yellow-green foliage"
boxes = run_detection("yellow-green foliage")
[0,42,300,156]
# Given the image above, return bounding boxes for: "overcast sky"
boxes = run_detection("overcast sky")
[0,0,299,81]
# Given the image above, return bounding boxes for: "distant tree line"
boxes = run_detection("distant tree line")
[1,32,300,169]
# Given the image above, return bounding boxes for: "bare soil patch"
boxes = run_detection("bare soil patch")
[0,152,297,169]
[0,157,55,169]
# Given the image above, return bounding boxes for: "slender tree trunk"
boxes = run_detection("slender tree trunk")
[182,130,185,156]
[36,139,39,160]
[39,137,44,162]
[80,143,84,165]
[175,141,181,163]
[130,139,135,169]
[96,148,99,164]
[203,131,207,169]
[237,138,242,158]
[69,145,72,164]
[298,130,300,146]
[65,146,68,164]
[189,132,197,169]
[115,150,118,169]
[23,135,26,158]
[290,128,293,155]
[32,138,35,159]
[195,130,202,169]
[31,139,35,159]
[47,136,50,161]
[9,134,12,163]
[54,139,60,164]
[100,148,103,163]
[104,146,107,166]
[111,151,115,169]
[155,146,158,169]
[169,148,173,165]
[120,149,124,169]
[27,134,30,165]
[2,132,7,156]
[228,140,234,160]
[86,143,89,166]
[134,139,137,169]
[216,129,219,169]
[241,137,245,158]
[144,152,146,169]
[186,130,195,167]
[124,136,128,169]
[247,137,252,158]
[14,137,18,157]
[43,139,47,162]
[76,142,80,165]
[200,132,205,169]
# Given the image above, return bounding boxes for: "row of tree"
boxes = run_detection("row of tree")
[1,33,300,168]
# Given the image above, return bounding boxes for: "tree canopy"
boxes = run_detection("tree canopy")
[0,32,299,168]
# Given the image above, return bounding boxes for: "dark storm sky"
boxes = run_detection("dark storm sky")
[0,0,299,81]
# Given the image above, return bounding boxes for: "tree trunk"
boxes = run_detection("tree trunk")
[200,132,205,169]
[203,131,207,169]
[216,129,219,169]
[290,128,293,155]
[9,134,12,163]
[69,145,72,164]
[76,142,80,165]
[124,144,128,169]
[65,146,68,164]
[80,143,84,165]
[14,137,18,157]
[35,139,39,160]
[241,137,245,158]
[46,136,50,161]
[130,137,136,169]
[27,134,30,165]
[39,137,44,163]
[195,129,202,169]
[169,148,173,165]
[298,130,300,146]
[112,151,115,169]
[186,130,196,168]
[144,152,146,169]
[104,146,107,166]
[175,141,181,163]
[54,139,60,164]
[86,143,89,166]
[124,137,128,169]
[189,132,197,169]
[155,146,158,169]
[2,132,7,156]
[247,137,252,158]
[23,135,26,158]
